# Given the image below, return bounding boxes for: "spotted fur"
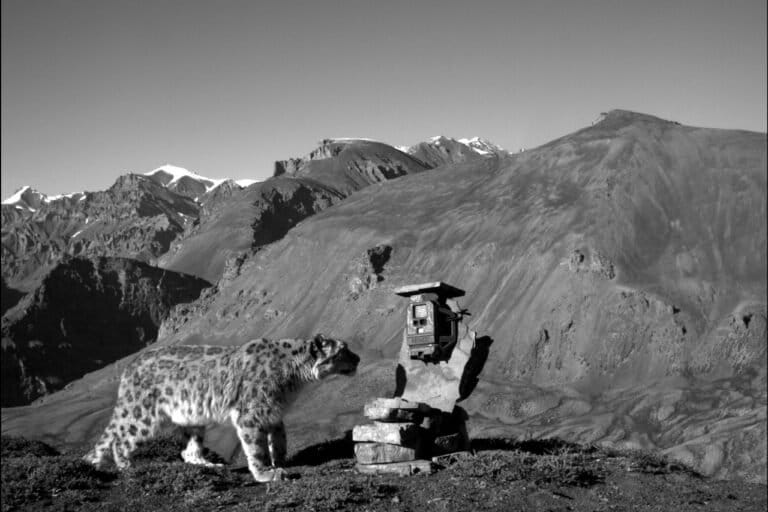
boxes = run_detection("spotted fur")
[84,334,359,482]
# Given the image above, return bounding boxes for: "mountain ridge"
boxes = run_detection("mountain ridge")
[2,164,262,207]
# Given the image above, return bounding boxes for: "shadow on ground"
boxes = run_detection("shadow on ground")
[288,430,354,467]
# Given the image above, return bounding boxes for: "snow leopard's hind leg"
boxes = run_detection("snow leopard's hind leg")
[83,414,120,469]
[232,413,287,482]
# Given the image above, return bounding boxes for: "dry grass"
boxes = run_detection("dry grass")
[1,454,115,511]
[0,434,758,512]
[455,441,606,487]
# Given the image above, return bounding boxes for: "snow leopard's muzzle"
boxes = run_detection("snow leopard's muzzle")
[310,334,360,379]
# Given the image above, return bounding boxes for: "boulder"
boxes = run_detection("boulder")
[432,432,469,455]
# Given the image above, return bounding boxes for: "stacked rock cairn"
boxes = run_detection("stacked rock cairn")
[353,397,470,476]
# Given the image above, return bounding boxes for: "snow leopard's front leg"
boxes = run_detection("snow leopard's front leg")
[232,413,287,482]
[181,427,223,467]
[268,421,287,467]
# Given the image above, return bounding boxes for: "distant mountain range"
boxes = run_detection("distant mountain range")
[2,164,261,212]
[1,115,765,482]
[2,136,506,208]
[1,136,506,289]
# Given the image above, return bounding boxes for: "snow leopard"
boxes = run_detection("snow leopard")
[84,334,360,482]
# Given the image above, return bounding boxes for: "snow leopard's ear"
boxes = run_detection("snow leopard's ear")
[310,333,327,358]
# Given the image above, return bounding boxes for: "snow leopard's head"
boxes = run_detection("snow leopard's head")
[309,334,360,379]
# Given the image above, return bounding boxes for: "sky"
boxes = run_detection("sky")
[1,0,766,197]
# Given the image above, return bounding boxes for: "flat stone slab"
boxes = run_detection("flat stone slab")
[352,422,423,446]
[355,442,421,464]
[356,460,436,476]
[365,408,423,423]
[363,398,432,423]
[365,398,427,410]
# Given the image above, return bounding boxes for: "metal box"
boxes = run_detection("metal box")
[394,282,466,361]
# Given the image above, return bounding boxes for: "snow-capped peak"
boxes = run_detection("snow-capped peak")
[420,135,505,155]
[145,164,226,191]
[234,179,260,187]
[3,186,85,207]
[3,186,85,211]
[145,164,261,193]
[429,135,456,144]
[45,192,83,202]
[591,112,609,126]
[2,186,33,205]
[458,137,506,155]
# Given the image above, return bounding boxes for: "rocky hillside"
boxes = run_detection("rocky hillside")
[1,174,199,292]
[273,138,430,193]
[142,164,260,205]
[156,177,347,283]
[0,256,211,406]
[158,139,435,282]
[2,111,765,482]
[0,166,262,293]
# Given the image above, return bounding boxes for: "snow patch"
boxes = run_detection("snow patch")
[591,112,608,125]
[235,179,260,187]
[422,135,505,155]
[458,137,506,155]
[145,164,228,192]
[45,192,82,202]
[71,229,84,238]
[3,185,84,208]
